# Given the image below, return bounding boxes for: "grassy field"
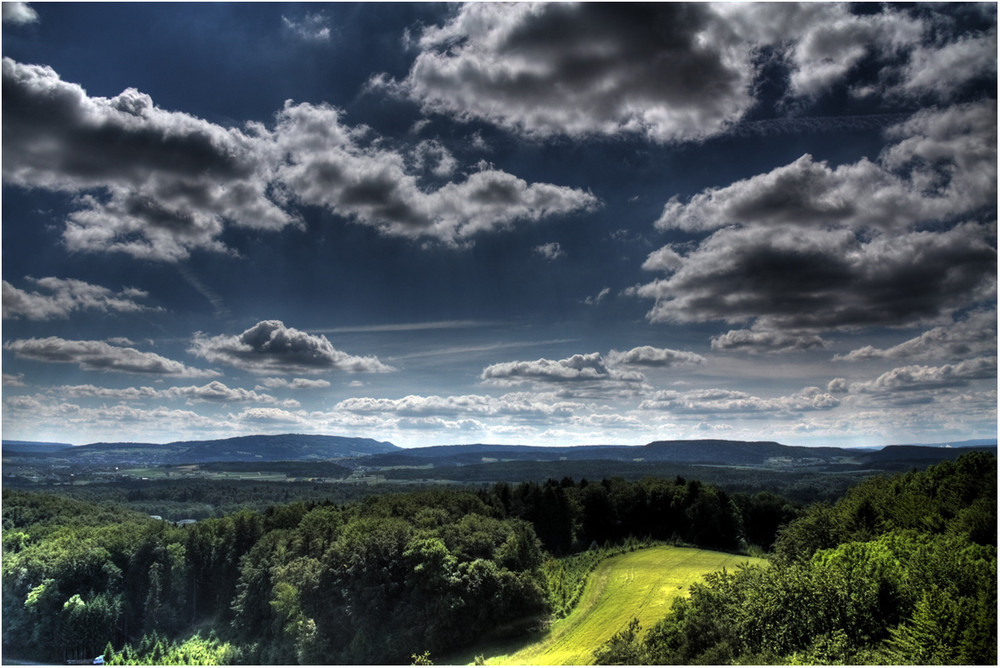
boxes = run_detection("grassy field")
[447,546,764,666]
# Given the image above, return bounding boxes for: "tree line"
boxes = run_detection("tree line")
[6,455,992,664]
[594,451,997,665]
[2,472,788,663]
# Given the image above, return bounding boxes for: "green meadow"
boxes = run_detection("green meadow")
[455,546,764,665]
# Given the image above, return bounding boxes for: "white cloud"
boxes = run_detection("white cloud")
[412,139,458,178]
[481,352,645,386]
[534,242,565,261]
[606,345,705,368]
[282,12,332,42]
[583,287,611,306]
[2,276,161,320]
[835,309,997,363]
[2,57,294,261]
[892,26,996,101]
[275,101,599,246]
[639,386,841,416]
[783,8,923,99]
[256,377,332,390]
[3,337,219,377]
[851,356,997,394]
[54,381,298,407]
[3,373,26,387]
[2,2,38,25]
[386,3,758,142]
[383,4,983,143]
[3,57,598,259]
[637,102,997,334]
[711,327,828,354]
[636,221,996,331]
[189,320,394,375]
[335,392,577,420]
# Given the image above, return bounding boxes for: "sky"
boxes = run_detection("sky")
[1,2,996,449]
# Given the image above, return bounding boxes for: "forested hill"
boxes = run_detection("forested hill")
[4,434,399,464]
[4,434,995,470]
[2,440,74,454]
[352,439,995,470]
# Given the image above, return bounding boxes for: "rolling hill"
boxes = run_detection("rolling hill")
[4,433,399,465]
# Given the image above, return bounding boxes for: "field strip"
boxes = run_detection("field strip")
[482,546,764,666]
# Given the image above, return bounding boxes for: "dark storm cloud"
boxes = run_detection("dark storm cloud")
[3,337,218,377]
[188,320,394,375]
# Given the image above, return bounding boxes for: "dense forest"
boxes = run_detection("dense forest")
[595,451,997,664]
[2,452,995,664]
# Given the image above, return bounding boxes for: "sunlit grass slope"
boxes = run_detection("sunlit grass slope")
[482,546,763,666]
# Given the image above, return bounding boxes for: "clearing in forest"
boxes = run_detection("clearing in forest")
[472,545,764,665]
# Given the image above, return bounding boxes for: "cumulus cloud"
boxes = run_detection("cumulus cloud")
[656,111,996,232]
[385,3,758,142]
[412,139,458,178]
[188,320,394,375]
[383,4,985,142]
[3,373,26,387]
[636,222,995,330]
[851,356,997,394]
[636,102,997,334]
[892,26,996,101]
[55,381,297,406]
[880,101,997,211]
[481,352,644,386]
[835,310,997,362]
[534,242,565,261]
[3,276,161,320]
[1,399,225,442]
[2,2,38,25]
[275,102,599,245]
[780,7,923,99]
[639,386,841,416]
[335,392,577,420]
[2,58,294,261]
[233,407,310,426]
[606,345,705,368]
[256,377,332,390]
[2,57,597,258]
[711,328,828,354]
[3,337,218,377]
[827,378,849,394]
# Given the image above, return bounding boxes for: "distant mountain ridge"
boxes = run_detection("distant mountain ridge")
[3,434,399,464]
[351,438,997,470]
[3,435,995,470]
[1,440,74,454]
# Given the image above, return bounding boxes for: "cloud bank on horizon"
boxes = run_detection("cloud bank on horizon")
[2,2,995,448]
